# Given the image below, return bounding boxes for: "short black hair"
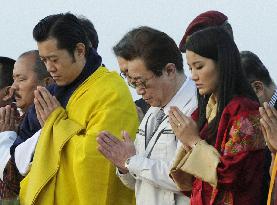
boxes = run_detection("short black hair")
[18,50,51,82]
[240,51,273,87]
[113,26,183,76]
[33,13,90,58]
[0,57,15,89]
[78,16,99,50]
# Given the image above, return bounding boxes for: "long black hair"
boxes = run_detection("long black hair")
[185,27,258,144]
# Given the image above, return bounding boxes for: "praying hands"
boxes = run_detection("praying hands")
[259,102,277,154]
[34,86,60,126]
[97,131,136,174]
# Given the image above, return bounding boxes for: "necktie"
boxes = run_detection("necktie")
[145,109,165,147]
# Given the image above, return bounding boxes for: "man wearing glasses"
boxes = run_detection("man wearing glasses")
[97,26,197,205]
[118,57,150,122]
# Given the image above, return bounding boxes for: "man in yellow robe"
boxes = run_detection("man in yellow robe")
[18,13,138,205]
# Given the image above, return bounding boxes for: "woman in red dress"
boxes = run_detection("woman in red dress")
[169,27,266,205]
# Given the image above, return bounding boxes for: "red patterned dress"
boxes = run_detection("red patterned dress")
[190,96,266,205]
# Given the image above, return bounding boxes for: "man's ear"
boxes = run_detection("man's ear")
[251,81,264,98]
[164,63,176,77]
[75,43,86,58]
[42,77,55,87]
[2,86,14,101]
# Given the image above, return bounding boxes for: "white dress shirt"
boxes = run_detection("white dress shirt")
[117,77,197,205]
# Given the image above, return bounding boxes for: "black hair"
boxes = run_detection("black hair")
[0,57,15,89]
[78,16,99,50]
[240,50,273,87]
[33,13,90,58]
[18,50,51,82]
[113,26,183,76]
[185,27,258,144]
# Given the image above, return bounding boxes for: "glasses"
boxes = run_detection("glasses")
[128,75,155,89]
[120,71,129,79]
[119,71,156,89]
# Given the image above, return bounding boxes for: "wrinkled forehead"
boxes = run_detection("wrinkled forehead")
[13,56,36,76]
[126,58,153,79]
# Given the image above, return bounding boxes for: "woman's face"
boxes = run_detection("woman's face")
[186,50,220,96]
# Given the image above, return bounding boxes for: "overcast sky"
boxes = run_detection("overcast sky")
[1,0,276,99]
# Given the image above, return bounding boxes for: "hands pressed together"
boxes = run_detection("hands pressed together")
[259,102,277,154]
[168,106,201,149]
[34,86,60,126]
[0,104,18,132]
[96,106,203,173]
[0,86,19,132]
[97,131,136,174]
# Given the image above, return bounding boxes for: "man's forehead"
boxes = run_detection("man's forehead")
[13,57,35,75]
[128,70,149,79]
[117,57,128,73]
[38,49,60,58]
[127,59,151,77]
[39,54,58,59]
[37,38,61,57]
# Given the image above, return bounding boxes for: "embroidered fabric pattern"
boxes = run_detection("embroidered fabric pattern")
[224,114,265,155]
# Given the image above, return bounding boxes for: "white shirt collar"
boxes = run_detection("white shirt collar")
[163,77,195,115]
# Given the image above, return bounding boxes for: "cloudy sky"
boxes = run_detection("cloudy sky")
[1,0,276,99]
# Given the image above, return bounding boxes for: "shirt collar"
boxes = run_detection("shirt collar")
[163,77,194,115]
[268,89,277,107]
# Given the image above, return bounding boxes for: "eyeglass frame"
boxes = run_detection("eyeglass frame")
[127,74,156,89]
[119,70,156,89]
[120,71,129,79]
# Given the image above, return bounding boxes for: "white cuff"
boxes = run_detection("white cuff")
[125,155,145,178]
[115,168,136,190]
[0,131,17,180]
[116,168,133,179]
[15,129,41,176]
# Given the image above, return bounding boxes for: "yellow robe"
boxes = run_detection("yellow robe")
[20,66,139,205]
